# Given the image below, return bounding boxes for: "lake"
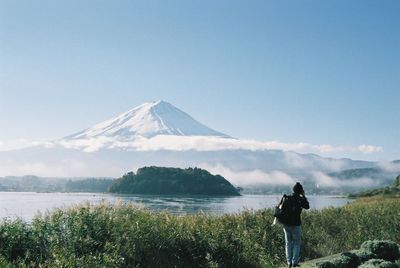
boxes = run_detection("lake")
[0,192,351,221]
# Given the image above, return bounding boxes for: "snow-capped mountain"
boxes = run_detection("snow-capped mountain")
[65,101,229,140]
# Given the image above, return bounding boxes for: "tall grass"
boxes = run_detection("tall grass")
[0,197,398,267]
[302,197,400,259]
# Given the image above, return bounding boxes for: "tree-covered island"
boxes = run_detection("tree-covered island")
[108,166,240,196]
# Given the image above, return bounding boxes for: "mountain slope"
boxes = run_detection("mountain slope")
[65,101,229,140]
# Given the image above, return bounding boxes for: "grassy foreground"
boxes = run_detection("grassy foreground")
[0,197,398,267]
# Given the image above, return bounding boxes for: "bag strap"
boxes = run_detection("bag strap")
[278,194,287,205]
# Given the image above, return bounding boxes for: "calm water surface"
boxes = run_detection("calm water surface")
[0,192,351,221]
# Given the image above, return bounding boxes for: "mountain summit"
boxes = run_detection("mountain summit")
[65,101,229,140]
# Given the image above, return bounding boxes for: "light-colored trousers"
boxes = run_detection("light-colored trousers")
[283,225,302,265]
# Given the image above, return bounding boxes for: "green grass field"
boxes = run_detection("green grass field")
[0,197,398,267]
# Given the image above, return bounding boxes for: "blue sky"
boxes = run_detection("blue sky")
[0,0,399,161]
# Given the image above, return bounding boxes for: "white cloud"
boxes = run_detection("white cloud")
[0,139,53,151]
[0,135,384,156]
[284,151,313,169]
[205,166,383,189]
[377,161,400,173]
[58,137,110,153]
[0,162,79,177]
[141,136,383,155]
[357,144,383,154]
[0,159,122,177]
[199,164,296,186]
[311,171,380,188]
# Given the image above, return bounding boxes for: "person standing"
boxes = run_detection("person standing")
[281,182,310,267]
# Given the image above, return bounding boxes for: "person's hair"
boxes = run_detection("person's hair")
[293,182,304,195]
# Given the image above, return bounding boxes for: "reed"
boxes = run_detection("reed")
[0,197,398,267]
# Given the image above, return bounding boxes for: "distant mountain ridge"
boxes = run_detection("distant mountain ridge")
[349,174,400,198]
[0,175,113,192]
[329,167,385,180]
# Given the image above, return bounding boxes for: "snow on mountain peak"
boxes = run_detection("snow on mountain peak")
[65,100,230,140]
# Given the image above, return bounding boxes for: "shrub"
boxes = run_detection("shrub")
[354,250,378,263]
[338,252,361,268]
[317,260,337,268]
[394,175,400,187]
[360,240,400,262]
[359,258,398,268]
[315,252,361,268]
[324,252,361,268]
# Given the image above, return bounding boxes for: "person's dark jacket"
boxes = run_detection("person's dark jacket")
[281,193,310,226]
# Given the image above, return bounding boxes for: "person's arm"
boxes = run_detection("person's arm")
[300,190,310,209]
[302,197,310,209]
